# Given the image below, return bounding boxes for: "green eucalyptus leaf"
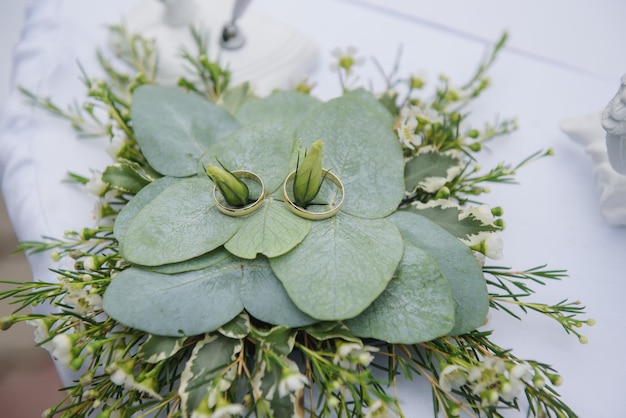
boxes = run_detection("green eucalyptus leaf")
[407,205,498,241]
[205,120,297,193]
[146,248,231,274]
[404,149,462,193]
[345,242,455,343]
[389,211,488,335]
[240,257,317,328]
[103,254,317,335]
[225,198,312,259]
[101,161,153,194]
[114,176,181,245]
[237,90,321,129]
[122,177,242,266]
[131,85,240,177]
[180,334,242,416]
[103,257,244,336]
[137,335,187,363]
[296,89,404,218]
[270,212,404,321]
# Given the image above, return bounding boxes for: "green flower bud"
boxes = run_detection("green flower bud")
[0,315,15,330]
[206,162,249,207]
[293,140,325,208]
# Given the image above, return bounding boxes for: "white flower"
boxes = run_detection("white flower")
[413,105,444,125]
[51,334,74,368]
[26,319,53,351]
[110,367,131,387]
[396,106,420,149]
[278,371,308,398]
[438,364,467,392]
[510,363,533,381]
[333,342,379,370]
[106,130,127,159]
[85,172,108,197]
[484,233,504,260]
[330,46,365,73]
[63,287,102,315]
[364,399,392,418]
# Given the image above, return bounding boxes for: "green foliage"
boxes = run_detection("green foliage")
[0,26,592,418]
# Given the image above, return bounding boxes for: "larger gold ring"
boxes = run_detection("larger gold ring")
[213,171,265,217]
[283,170,345,220]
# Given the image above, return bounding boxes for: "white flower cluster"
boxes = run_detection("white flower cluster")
[333,341,379,371]
[108,357,163,400]
[439,357,551,407]
[278,358,309,398]
[61,278,103,316]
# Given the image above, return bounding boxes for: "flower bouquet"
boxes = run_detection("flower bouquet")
[0,26,593,418]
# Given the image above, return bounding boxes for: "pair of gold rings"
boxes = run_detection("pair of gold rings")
[212,170,345,220]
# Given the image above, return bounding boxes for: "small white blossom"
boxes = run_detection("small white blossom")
[438,364,468,392]
[110,367,131,387]
[26,319,53,351]
[51,334,74,368]
[396,106,420,149]
[483,233,504,260]
[364,399,393,418]
[63,287,102,315]
[333,342,379,370]
[85,172,108,197]
[330,46,365,73]
[278,371,308,398]
[106,130,127,159]
[413,105,444,125]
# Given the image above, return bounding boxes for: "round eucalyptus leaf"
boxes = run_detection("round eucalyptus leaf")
[146,248,231,274]
[225,198,312,259]
[345,242,455,343]
[131,85,240,177]
[388,211,488,335]
[240,257,317,328]
[102,259,244,337]
[122,177,242,266]
[237,90,321,129]
[295,89,405,219]
[269,212,404,321]
[114,176,181,245]
[205,120,297,194]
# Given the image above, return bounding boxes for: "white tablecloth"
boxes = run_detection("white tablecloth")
[1,0,624,416]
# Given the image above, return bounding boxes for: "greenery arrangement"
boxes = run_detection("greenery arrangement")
[0,26,594,418]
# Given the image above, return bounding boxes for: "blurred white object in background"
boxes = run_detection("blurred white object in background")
[561,112,626,226]
[124,0,318,94]
[602,73,626,175]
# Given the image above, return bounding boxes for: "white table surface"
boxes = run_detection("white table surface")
[1,1,624,416]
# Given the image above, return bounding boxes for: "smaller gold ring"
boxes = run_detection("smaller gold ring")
[283,170,345,220]
[213,171,265,217]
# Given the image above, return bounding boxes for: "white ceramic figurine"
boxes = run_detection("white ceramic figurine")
[602,73,626,175]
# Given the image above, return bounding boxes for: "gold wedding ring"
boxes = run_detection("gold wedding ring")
[213,171,265,217]
[283,170,345,220]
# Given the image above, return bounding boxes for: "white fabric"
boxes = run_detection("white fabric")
[1,0,625,416]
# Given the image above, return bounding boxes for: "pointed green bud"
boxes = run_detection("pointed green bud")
[0,315,15,331]
[206,162,249,207]
[293,140,324,208]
